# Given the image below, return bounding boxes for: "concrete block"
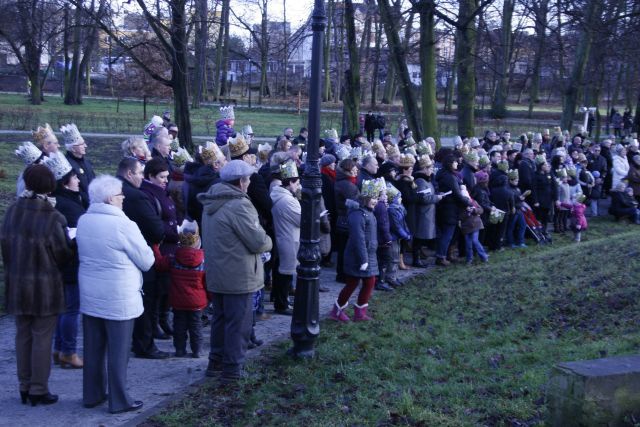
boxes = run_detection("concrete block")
[546,355,640,426]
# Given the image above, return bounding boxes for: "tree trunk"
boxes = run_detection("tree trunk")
[378,0,422,139]
[170,0,193,151]
[334,9,344,104]
[29,72,42,105]
[212,0,226,102]
[528,0,548,118]
[633,89,640,134]
[456,0,478,138]
[491,0,514,119]
[610,63,624,111]
[191,0,208,108]
[359,2,372,103]
[370,15,381,108]
[65,5,83,105]
[323,0,333,102]
[419,0,438,143]
[219,0,231,97]
[343,0,360,135]
[283,0,288,98]
[258,4,269,104]
[560,0,601,131]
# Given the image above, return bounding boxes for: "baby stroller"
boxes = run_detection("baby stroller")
[521,202,551,244]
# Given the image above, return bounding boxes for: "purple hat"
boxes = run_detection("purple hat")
[475,171,489,183]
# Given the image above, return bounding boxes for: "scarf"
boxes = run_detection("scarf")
[20,190,57,208]
[321,166,336,181]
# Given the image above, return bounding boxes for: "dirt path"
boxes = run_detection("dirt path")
[0,263,423,426]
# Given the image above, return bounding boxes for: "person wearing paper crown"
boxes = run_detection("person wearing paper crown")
[412,154,442,266]
[270,160,301,316]
[334,158,360,283]
[15,141,45,196]
[42,151,87,370]
[61,123,95,203]
[185,142,226,227]
[531,160,556,241]
[215,106,236,147]
[143,116,164,142]
[32,123,60,156]
[329,178,380,323]
[506,169,527,248]
[461,151,479,192]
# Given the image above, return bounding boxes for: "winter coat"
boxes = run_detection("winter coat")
[1,197,74,316]
[357,168,377,189]
[570,203,588,231]
[413,172,439,240]
[119,177,165,246]
[185,162,219,224]
[510,184,524,211]
[154,246,207,311]
[490,176,515,213]
[198,182,272,294]
[248,172,273,227]
[271,185,301,275]
[532,171,557,209]
[395,175,420,234]
[65,152,95,197]
[215,119,235,147]
[489,167,508,189]
[556,180,571,206]
[54,187,87,285]
[460,199,484,235]
[152,148,175,177]
[334,167,359,232]
[140,180,180,248]
[374,200,392,245]
[460,164,477,192]
[627,164,640,197]
[612,155,630,191]
[77,203,154,321]
[518,158,536,195]
[472,185,492,226]
[435,168,470,226]
[343,205,378,278]
[364,113,376,133]
[388,202,411,241]
[321,167,337,219]
[610,191,638,217]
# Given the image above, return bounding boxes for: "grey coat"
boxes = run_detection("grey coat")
[343,205,378,278]
[413,172,439,240]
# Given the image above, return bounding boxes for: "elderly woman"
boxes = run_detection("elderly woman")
[122,136,152,164]
[77,175,154,413]
[1,164,74,406]
[611,144,629,192]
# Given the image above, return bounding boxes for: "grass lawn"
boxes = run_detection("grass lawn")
[0,93,566,140]
[148,219,640,426]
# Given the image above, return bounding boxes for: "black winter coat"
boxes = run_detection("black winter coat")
[120,177,165,245]
[395,175,420,233]
[461,164,477,192]
[518,158,536,194]
[65,152,95,202]
[489,167,508,189]
[140,180,181,247]
[532,171,557,209]
[334,168,359,232]
[490,176,515,213]
[185,162,219,225]
[54,188,87,284]
[471,185,492,225]
[435,168,470,226]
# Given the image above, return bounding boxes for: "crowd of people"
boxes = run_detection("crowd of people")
[3,105,640,413]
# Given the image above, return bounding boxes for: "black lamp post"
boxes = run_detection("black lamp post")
[289,0,326,358]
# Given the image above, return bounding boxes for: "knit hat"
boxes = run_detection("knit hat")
[23,164,56,194]
[320,154,336,167]
[398,153,416,168]
[497,159,509,172]
[15,141,43,165]
[178,219,200,247]
[200,141,224,163]
[280,160,299,179]
[220,105,235,120]
[416,154,433,169]
[43,152,73,181]
[507,169,519,180]
[32,123,56,148]
[219,159,254,182]
[474,170,489,183]
[60,123,84,149]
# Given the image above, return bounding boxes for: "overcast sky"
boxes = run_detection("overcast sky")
[230,0,316,36]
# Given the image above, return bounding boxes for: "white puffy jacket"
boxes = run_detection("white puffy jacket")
[77,203,154,320]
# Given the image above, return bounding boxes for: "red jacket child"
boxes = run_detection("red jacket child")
[153,244,208,311]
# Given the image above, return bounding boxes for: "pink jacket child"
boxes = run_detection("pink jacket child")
[560,200,588,242]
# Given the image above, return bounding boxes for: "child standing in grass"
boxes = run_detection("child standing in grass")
[566,194,588,242]
[459,185,488,264]
[387,184,411,284]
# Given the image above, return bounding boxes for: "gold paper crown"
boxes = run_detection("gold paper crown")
[280,160,299,180]
[372,140,385,154]
[178,219,200,247]
[32,123,56,147]
[15,141,43,165]
[386,182,400,200]
[398,153,416,168]
[507,169,519,180]
[417,154,433,169]
[228,134,249,158]
[60,123,84,147]
[497,160,509,172]
[43,152,73,181]
[361,178,385,198]
[386,144,400,157]
[478,155,490,167]
[200,141,224,163]
[220,105,235,120]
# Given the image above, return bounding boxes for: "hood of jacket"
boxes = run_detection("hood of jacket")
[336,167,353,182]
[198,182,247,216]
[270,185,294,205]
[174,246,205,268]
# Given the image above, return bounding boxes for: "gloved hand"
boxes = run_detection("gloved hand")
[359,263,368,271]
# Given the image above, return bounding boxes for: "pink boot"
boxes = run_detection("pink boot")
[328,301,351,322]
[353,303,373,321]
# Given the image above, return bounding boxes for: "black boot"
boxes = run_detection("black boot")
[159,311,173,336]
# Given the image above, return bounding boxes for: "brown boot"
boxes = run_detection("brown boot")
[59,353,84,369]
[398,253,411,270]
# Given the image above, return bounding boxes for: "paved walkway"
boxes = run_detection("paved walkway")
[0,262,424,427]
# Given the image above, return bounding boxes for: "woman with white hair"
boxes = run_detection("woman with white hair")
[76,175,154,413]
[611,144,629,192]
[122,136,151,164]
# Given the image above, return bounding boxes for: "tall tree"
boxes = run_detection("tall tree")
[343,0,360,135]
[191,0,210,108]
[454,0,479,137]
[415,0,439,141]
[323,0,334,102]
[527,0,549,118]
[378,0,423,139]
[491,0,514,118]
[218,1,231,97]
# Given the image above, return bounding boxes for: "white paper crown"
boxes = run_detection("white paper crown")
[258,143,272,153]
[15,141,43,165]
[243,125,254,135]
[60,123,84,148]
[178,218,199,235]
[334,144,351,161]
[43,152,73,181]
[220,106,235,120]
